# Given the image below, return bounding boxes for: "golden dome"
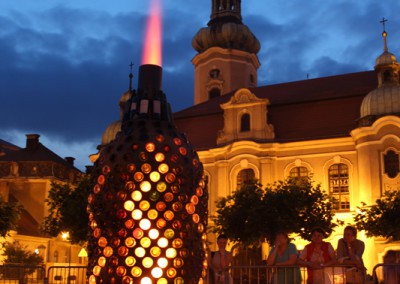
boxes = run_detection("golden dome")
[101,120,121,145]
[375,51,397,66]
[192,22,260,54]
[360,85,400,117]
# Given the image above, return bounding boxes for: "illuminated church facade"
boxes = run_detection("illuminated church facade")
[97,0,400,274]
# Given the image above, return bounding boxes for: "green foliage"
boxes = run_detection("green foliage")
[0,194,22,237]
[213,177,340,245]
[42,174,91,244]
[354,190,400,241]
[1,241,43,265]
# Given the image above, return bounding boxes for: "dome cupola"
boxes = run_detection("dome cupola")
[359,21,400,126]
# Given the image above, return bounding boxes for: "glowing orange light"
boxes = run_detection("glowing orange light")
[142,0,162,66]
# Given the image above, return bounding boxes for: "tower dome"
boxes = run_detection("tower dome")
[359,29,400,126]
[192,0,260,54]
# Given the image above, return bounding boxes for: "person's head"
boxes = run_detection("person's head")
[275,231,290,245]
[217,234,228,250]
[310,227,326,244]
[343,226,357,242]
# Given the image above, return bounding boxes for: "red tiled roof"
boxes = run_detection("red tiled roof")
[174,71,378,149]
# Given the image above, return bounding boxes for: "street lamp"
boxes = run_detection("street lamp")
[61,232,72,284]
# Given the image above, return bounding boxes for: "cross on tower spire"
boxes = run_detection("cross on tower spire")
[380,17,388,32]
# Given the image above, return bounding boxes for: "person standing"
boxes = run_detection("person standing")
[298,227,336,284]
[267,231,301,283]
[210,234,232,284]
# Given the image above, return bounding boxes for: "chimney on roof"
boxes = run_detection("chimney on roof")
[65,157,75,166]
[26,134,40,151]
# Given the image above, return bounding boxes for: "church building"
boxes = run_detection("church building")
[98,0,400,274]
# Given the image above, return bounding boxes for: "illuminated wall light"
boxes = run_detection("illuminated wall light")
[125,256,136,266]
[131,266,142,277]
[140,237,151,248]
[124,200,135,211]
[135,247,146,258]
[147,209,158,220]
[150,171,161,182]
[145,142,156,152]
[158,163,169,174]
[166,248,177,258]
[150,246,161,257]
[155,152,165,162]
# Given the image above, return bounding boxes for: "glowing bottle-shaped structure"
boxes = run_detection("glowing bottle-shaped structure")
[87,64,208,284]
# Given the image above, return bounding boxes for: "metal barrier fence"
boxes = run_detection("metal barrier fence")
[0,264,45,284]
[372,263,400,284]
[207,264,368,284]
[46,266,87,284]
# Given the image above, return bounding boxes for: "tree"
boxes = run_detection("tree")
[41,174,91,244]
[0,194,22,237]
[212,177,340,245]
[354,189,400,241]
[1,241,44,279]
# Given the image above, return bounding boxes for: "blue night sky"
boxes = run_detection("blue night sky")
[0,0,399,170]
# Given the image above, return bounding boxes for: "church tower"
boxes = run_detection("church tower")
[192,0,261,105]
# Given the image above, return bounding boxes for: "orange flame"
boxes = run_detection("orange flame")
[142,0,162,66]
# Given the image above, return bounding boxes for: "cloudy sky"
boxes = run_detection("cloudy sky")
[1,0,399,171]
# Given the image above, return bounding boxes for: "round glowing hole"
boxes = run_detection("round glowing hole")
[156,218,167,229]
[157,279,168,284]
[172,238,183,248]
[157,237,168,248]
[127,163,135,172]
[152,267,163,278]
[125,181,135,191]
[173,138,182,145]
[148,209,158,220]
[149,228,159,239]
[134,247,146,258]
[164,193,174,203]
[116,266,126,277]
[132,209,143,220]
[134,172,144,182]
[97,175,105,185]
[174,258,184,268]
[164,228,175,239]
[140,181,152,192]
[145,142,156,152]
[125,237,136,248]
[98,256,106,267]
[179,147,187,156]
[191,195,199,205]
[158,163,169,174]
[164,210,174,221]
[93,265,101,276]
[139,200,150,211]
[142,257,154,268]
[166,268,177,278]
[125,256,136,267]
[139,219,151,230]
[140,237,151,248]
[125,219,135,229]
[132,190,142,201]
[192,214,200,223]
[150,171,161,182]
[133,228,144,239]
[166,248,177,258]
[165,173,176,183]
[98,237,107,248]
[157,257,168,268]
[150,246,162,257]
[124,200,135,211]
[155,152,165,162]
[141,277,152,284]
[131,266,142,277]
[186,203,195,214]
[156,201,166,211]
[155,134,165,142]
[149,191,160,202]
[141,163,152,174]
[103,246,113,257]
[156,182,167,193]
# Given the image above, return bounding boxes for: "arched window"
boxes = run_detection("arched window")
[384,150,400,178]
[209,88,221,99]
[209,68,220,78]
[240,113,250,132]
[328,163,350,211]
[289,167,308,178]
[236,169,255,189]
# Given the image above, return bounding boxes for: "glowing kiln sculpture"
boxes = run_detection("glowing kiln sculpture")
[87,64,208,284]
